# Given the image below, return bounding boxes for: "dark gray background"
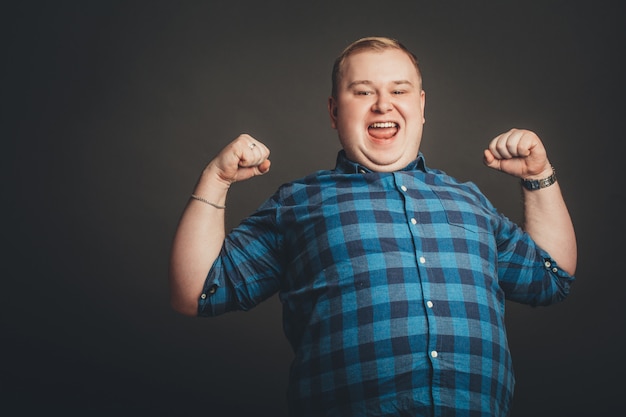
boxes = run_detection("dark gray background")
[3,1,624,416]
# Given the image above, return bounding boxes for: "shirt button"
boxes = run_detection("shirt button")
[200,293,207,299]
[431,350,438,358]
[411,218,417,225]
[426,300,433,308]
[359,168,367,174]
[400,185,408,192]
[552,267,558,273]
[544,261,552,268]
[208,284,218,295]
[419,256,426,264]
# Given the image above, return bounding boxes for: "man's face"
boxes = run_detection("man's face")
[328,48,426,172]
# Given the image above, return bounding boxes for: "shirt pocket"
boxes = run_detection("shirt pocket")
[432,189,493,236]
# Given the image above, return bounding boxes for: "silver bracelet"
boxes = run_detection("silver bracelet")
[190,194,226,209]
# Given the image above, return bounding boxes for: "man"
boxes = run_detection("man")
[169,37,576,416]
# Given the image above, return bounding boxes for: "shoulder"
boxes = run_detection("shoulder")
[423,167,495,209]
[261,169,331,208]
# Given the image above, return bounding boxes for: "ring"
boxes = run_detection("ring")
[248,143,256,149]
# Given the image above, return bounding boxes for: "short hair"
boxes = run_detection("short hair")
[331,36,422,98]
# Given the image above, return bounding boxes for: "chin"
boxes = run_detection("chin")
[363,157,406,172]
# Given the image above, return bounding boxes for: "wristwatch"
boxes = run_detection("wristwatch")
[521,166,557,190]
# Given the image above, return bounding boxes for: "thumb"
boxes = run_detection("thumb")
[483,149,500,170]
[258,159,271,174]
[234,159,271,182]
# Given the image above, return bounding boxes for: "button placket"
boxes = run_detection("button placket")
[397,174,441,367]
[201,283,218,300]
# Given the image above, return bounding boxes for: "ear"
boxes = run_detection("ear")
[328,96,338,129]
[420,90,426,124]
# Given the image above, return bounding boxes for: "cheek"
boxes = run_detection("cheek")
[337,112,361,132]
[401,106,425,126]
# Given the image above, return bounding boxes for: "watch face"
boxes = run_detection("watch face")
[522,179,540,190]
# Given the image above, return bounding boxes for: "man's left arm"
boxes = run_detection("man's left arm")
[484,128,577,275]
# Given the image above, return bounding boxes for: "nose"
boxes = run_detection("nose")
[372,93,393,113]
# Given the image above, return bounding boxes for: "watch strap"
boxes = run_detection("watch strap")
[521,166,557,190]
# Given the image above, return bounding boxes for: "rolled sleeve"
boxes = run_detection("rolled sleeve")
[197,196,284,317]
[197,258,233,316]
[498,235,575,306]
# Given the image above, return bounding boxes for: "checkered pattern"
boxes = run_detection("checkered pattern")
[199,151,574,416]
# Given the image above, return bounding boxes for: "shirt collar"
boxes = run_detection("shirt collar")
[333,150,427,174]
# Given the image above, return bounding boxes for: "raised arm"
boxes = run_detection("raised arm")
[169,134,271,316]
[483,128,577,275]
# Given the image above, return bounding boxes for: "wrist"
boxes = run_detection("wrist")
[200,163,233,191]
[523,163,554,180]
[521,165,557,191]
[190,166,231,206]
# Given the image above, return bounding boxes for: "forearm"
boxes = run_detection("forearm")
[522,176,577,275]
[169,135,270,315]
[483,129,577,275]
[169,167,230,316]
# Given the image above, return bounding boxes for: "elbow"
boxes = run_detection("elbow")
[170,296,199,317]
[560,246,578,276]
[168,266,204,317]
[169,277,201,317]
[563,263,576,277]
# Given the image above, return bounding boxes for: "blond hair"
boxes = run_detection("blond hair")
[331,37,422,98]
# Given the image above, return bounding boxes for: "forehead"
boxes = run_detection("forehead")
[340,49,420,85]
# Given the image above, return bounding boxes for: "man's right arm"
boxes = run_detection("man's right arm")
[168,134,271,316]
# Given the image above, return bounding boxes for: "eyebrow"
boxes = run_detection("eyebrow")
[347,80,415,89]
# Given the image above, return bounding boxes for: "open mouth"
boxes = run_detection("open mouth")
[368,122,399,140]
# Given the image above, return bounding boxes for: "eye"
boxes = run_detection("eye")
[392,90,406,95]
[356,90,373,96]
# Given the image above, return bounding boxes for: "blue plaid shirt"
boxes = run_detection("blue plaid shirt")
[199,151,574,416]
